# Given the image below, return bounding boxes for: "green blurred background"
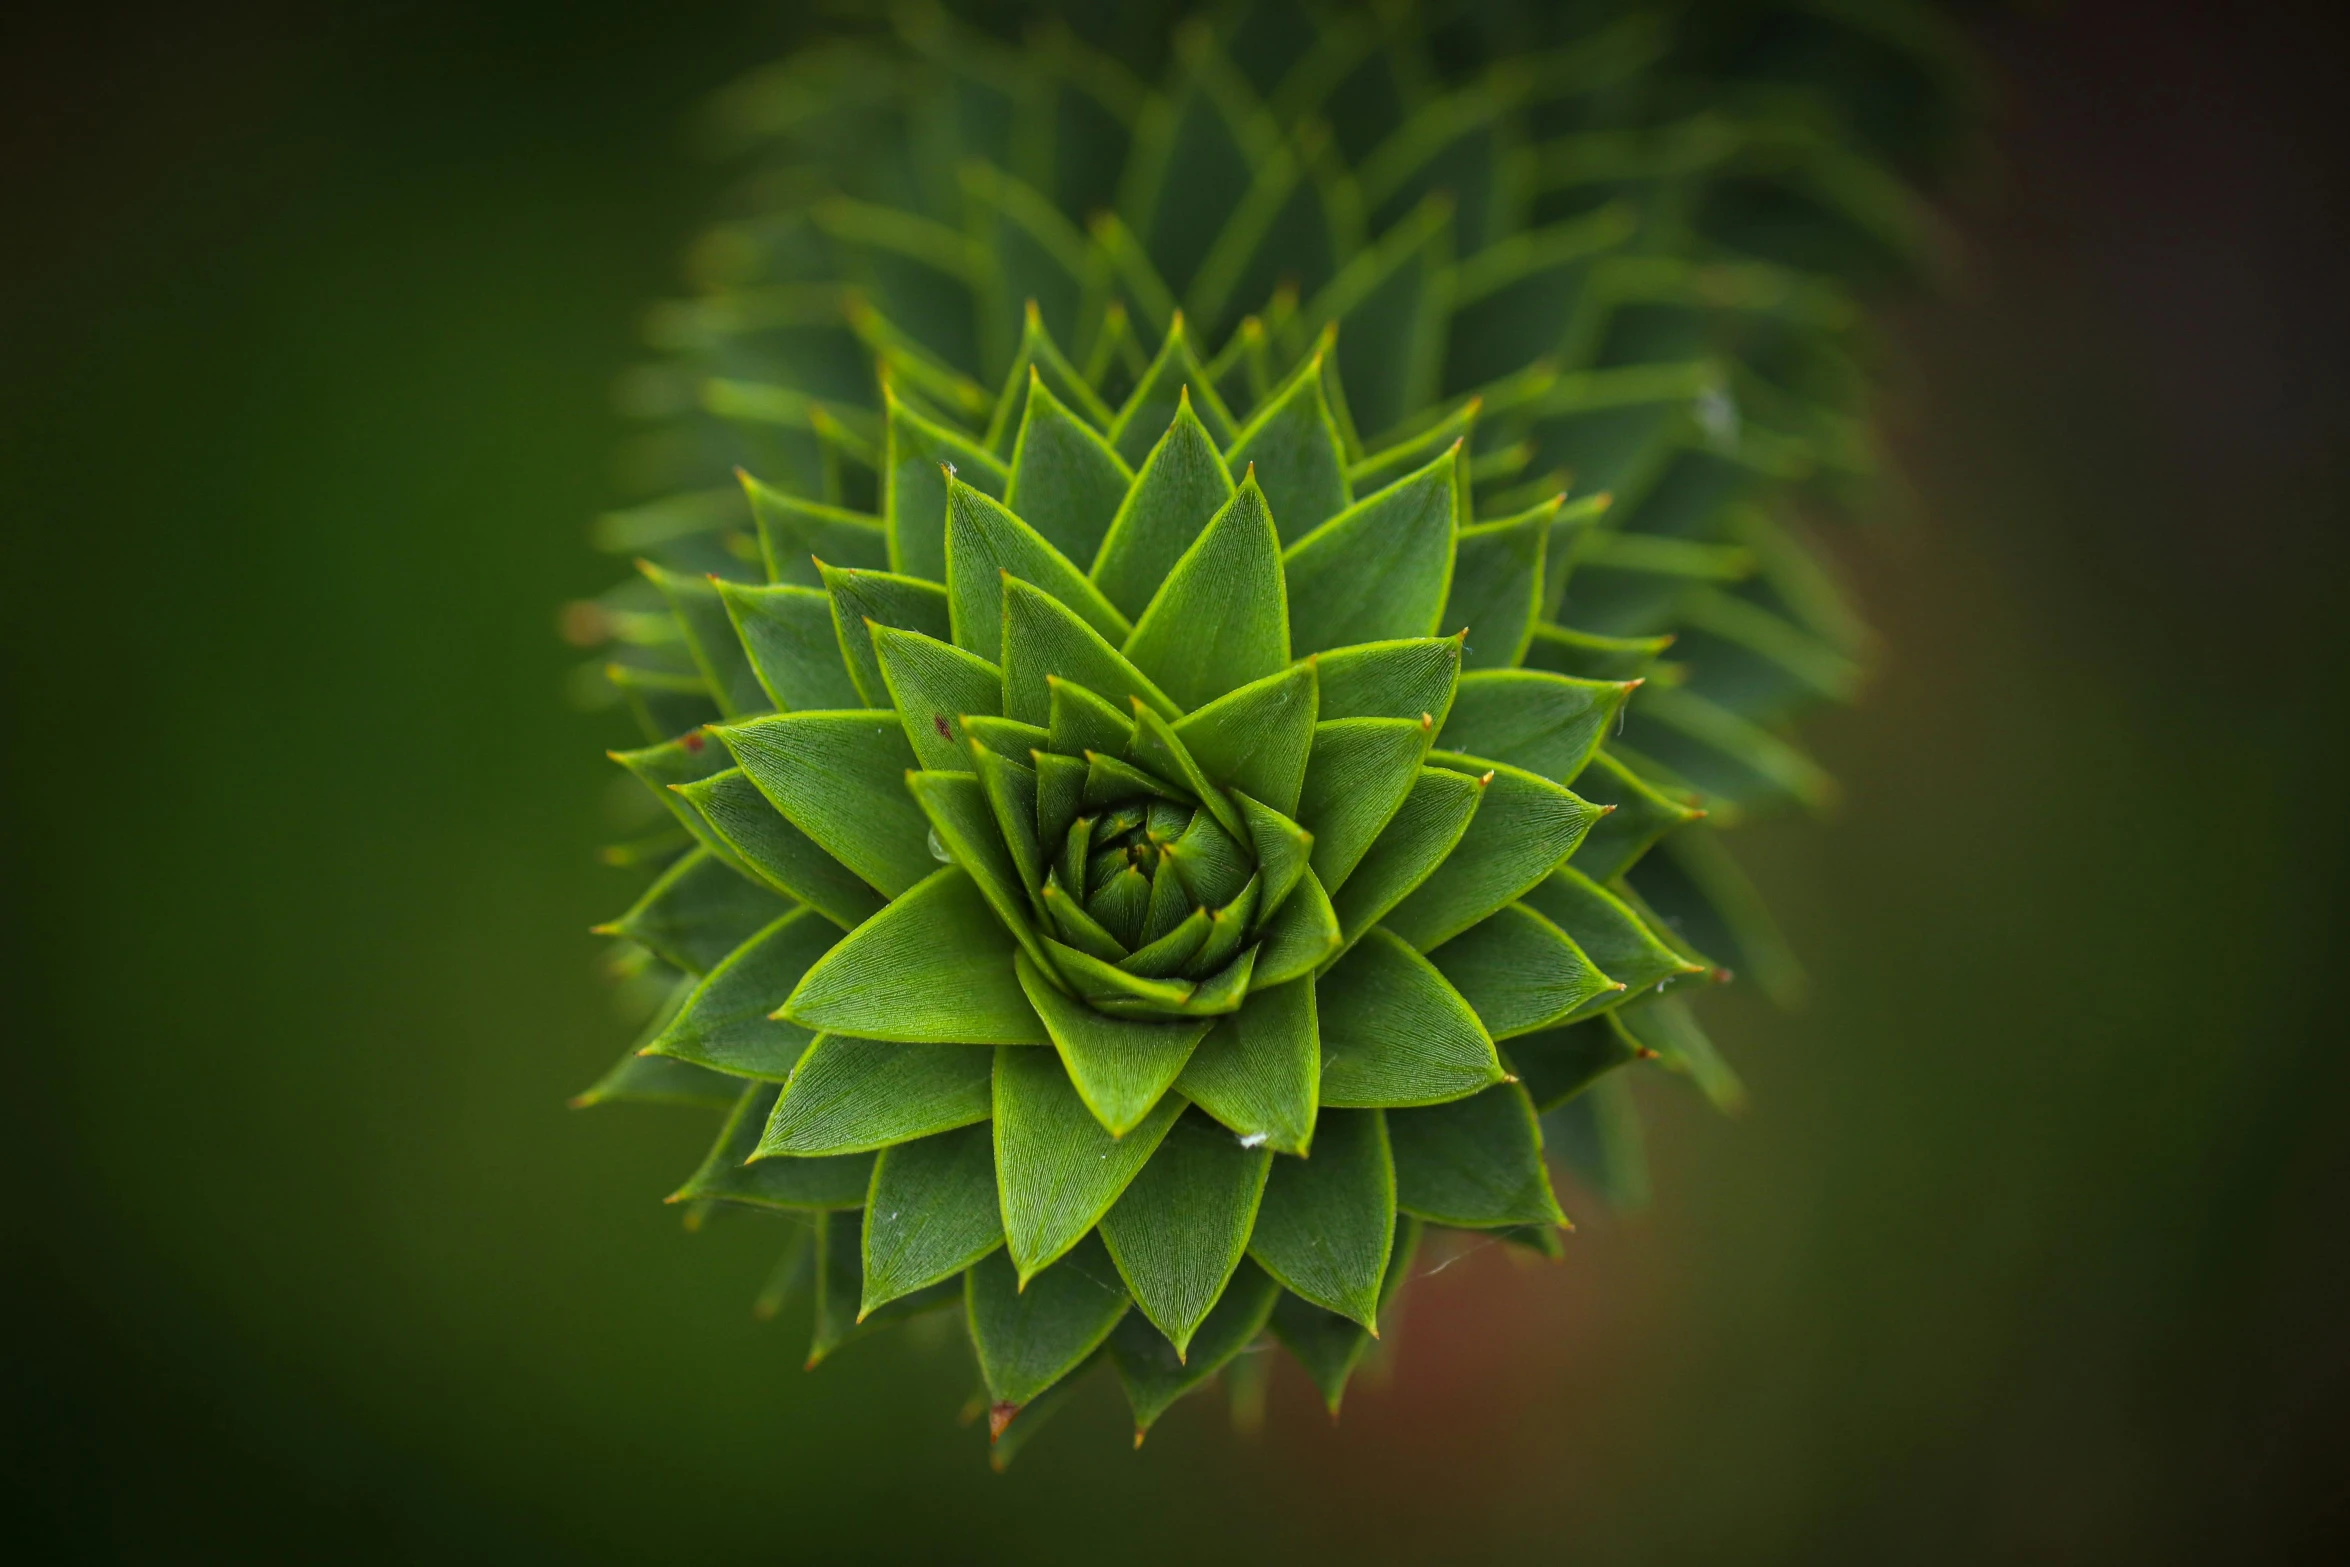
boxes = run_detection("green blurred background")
[5,2,2345,1560]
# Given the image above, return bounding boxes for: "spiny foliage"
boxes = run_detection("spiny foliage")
[572,0,1978,1459]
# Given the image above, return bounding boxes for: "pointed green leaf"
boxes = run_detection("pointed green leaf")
[1177,944,1258,1016]
[862,1121,1004,1315]
[871,625,1000,773]
[1001,577,1180,727]
[1122,904,1210,977]
[1329,767,1484,948]
[1568,749,1707,880]
[1005,372,1134,568]
[810,1208,962,1367]
[572,1031,739,1111]
[1176,976,1318,1155]
[783,867,1047,1044]
[1231,791,1312,921]
[1544,1071,1651,1212]
[1318,928,1504,1107]
[993,1045,1186,1279]
[1034,751,1087,848]
[1163,808,1250,909]
[1294,718,1431,892]
[1248,1106,1394,1326]
[1504,1018,1636,1113]
[716,581,865,711]
[1047,675,1134,758]
[1251,866,1340,988]
[645,910,834,1080]
[945,478,1129,661]
[1110,315,1237,466]
[610,732,738,863]
[907,767,1051,976]
[1282,446,1460,655]
[1523,622,1677,682]
[1444,496,1556,670]
[670,1083,873,1211]
[968,741,1044,894]
[1016,954,1211,1136]
[884,393,1007,581]
[758,1035,993,1156]
[1128,704,1245,842]
[641,561,765,717]
[1111,1261,1279,1436]
[1381,754,1604,952]
[597,845,788,975]
[981,295,1111,452]
[1388,1082,1565,1227]
[740,471,889,585]
[1270,1216,1421,1415]
[1441,669,1638,785]
[1122,476,1289,711]
[821,563,951,709]
[1042,936,1192,1014]
[1427,902,1620,1040]
[671,769,887,930]
[967,1235,1129,1407]
[1092,390,1237,620]
[962,715,1049,758]
[1313,636,1461,725]
[1040,871,1128,962]
[1099,1111,1272,1357]
[1522,868,1705,1015]
[714,711,932,896]
[1225,352,1351,543]
[1174,664,1317,816]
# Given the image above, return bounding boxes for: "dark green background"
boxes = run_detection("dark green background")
[6,2,2345,1561]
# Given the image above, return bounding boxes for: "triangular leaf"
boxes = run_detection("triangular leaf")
[1521,868,1705,1016]
[759,1035,993,1156]
[597,844,788,975]
[1092,388,1237,620]
[1388,1082,1565,1228]
[1426,902,1619,1040]
[1562,749,1705,881]
[1294,718,1431,892]
[1098,1111,1273,1358]
[872,624,1001,773]
[1612,990,1746,1113]
[1317,928,1504,1107]
[821,563,952,709]
[740,471,889,585]
[1224,352,1351,543]
[714,711,933,896]
[1176,975,1318,1156]
[1000,577,1180,727]
[669,1082,872,1212]
[672,768,888,930]
[993,1045,1186,1279]
[1379,753,1604,953]
[1440,669,1637,785]
[783,867,1048,1044]
[1313,636,1461,725]
[716,581,866,711]
[1110,312,1238,466]
[1281,445,1460,655]
[1328,766,1484,950]
[1128,704,1246,842]
[1173,663,1317,816]
[1122,476,1289,711]
[945,477,1130,662]
[1269,1216,1421,1415]
[644,910,834,1080]
[1231,791,1313,921]
[1016,954,1211,1136]
[1248,1106,1394,1327]
[1006,372,1134,567]
[1048,675,1136,759]
[884,392,1007,581]
[1443,496,1556,671]
[863,1121,1005,1315]
[809,1209,961,1368]
[967,1235,1129,1408]
[1502,1018,1636,1113]
[641,561,766,718]
[1250,866,1340,988]
[1111,1261,1278,1436]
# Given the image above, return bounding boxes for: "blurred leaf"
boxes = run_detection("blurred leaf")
[1111,1261,1279,1437]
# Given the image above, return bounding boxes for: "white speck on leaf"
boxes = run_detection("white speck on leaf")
[1237,1132,1267,1149]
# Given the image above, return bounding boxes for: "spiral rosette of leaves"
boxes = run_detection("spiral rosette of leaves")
[571,0,1982,1459]
[585,323,1754,1456]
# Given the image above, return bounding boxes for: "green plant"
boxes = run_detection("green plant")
[572,0,1976,1459]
